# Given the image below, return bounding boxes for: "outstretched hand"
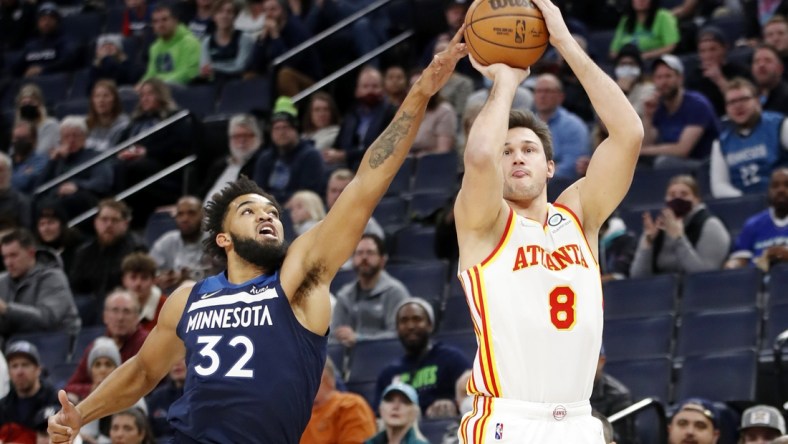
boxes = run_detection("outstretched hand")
[414,25,469,96]
[48,390,83,443]
[531,0,572,47]
[468,54,530,87]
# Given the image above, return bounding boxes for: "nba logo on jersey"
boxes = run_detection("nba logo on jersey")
[494,423,504,440]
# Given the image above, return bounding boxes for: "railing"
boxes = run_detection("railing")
[608,397,667,444]
[34,110,191,196]
[774,330,788,403]
[67,154,197,227]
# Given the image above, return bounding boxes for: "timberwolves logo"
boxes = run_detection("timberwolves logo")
[515,20,525,44]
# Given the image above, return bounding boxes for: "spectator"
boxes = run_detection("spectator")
[418,0,475,80]
[738,405,786,443]
[775,436,788,443]
[302,92,341,152]
[121,252,166,332]
[13,84,60,156]
[65,289,149,400]
[432,35,474,116]
[33,203,84,273]
[366,383,429,444]
[631,175,731,276]
[763,15,788,71]
[465,74,533,115]
[0,353,7,399]
[641,55,720,167]
[609,0,679,60]
[0,341,59,444]
[409,70,458,156]
[183,0,215,39]
[0,0,37,52]
[88,35,140,94]
[0,152,31,229]
[613,44,656,120]
[246,0,321,97]
[146,359,185,441]
[0,228,81,339]
[198,0,255,84]
[120,0,153,38]
[383,65,408,107]
[599,215,638,282]
[141,4,201,85]
[325,168,385,240]
[742,0,788,42]
[35,116,114,219]
[150,196,209,289]
[109,408,155,444]
[711,77,788,198]
[331,234,410,347]
[286,190,325,236]
[252,99,325,203]
[668,398,719,444]
[300,357,377,444]
[12,2,79,78]
[234,0,266,38]
[69,199,147,314]
[685,26,753,116]
[202,114,264,202]
[533,73,590,180]
[725,167,788,270]
[324,67,398,171]
[752,44,788,116]
[9,120,47,194]
[590,347,636,444]
[375,298,471,418]
[85,80,131,153]
[438,369,472,444]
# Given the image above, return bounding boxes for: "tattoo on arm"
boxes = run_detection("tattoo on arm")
[368,111,414,169]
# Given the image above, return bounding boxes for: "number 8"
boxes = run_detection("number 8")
[549,286,576,330]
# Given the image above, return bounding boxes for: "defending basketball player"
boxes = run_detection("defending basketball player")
[455,0,643,442]
[47,29,469,444]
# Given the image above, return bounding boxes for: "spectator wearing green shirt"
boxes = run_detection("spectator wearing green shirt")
[142,4,201,85]
[609,0,680,61]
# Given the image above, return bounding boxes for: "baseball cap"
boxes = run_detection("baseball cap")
[740,405,787,434]
[615,43,644,70]
[672,398,718,428]
[394,297,435,326]
[5,340,41,366]
[97,34,124,50]
[382,382,419,405]
[270,96,298,128]
[698,25,728,46]
[652,54,684,75]
[37,2,61,18]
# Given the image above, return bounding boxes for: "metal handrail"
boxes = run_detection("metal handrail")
[292,29,414,104]
[271,0,395,68]
[67,154,197,227]
[774,330,788,404]
[34,110,191,196]
[609,397,667,443]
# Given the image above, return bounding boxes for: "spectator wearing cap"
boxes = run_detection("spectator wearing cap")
[366,383,429,444]
[668,398,719,444]
[0,152,31,229]
[0,0,37,52]
[609,0,679,61]
[33,202,85,273]
[202,114,264,203]
[331,234,410,347]
[590,346,636,444]
[641,55,721,167]
[12,2,79,78]
[685,26,753,117]
[9,120,47,194]
[252,97,325,203]
[88,34,140,93]
[0,228,81,341]
[742,0,788,42]
[141,3,201,85]
[752,44,788,116]
[375,298,471,419]
[0,341,59,444]
[738,404,786,443]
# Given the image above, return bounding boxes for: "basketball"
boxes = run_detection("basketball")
[463,0,549,69]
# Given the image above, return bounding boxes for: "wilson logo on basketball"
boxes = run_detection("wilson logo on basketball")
[487,0,532,10]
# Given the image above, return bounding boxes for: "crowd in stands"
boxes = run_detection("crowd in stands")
[2,0,788,441]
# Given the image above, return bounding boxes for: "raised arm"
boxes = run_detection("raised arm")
[534,0,643,231]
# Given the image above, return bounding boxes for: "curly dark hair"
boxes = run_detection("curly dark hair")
[203,176,282,258]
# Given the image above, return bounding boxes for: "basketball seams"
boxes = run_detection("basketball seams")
[463,1,548,68]
[464,30,492,65]
[469,23,549,50]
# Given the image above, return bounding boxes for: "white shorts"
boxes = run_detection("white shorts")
[458,397,605,444]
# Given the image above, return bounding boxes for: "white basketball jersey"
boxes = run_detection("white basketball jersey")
[458,204,603,403]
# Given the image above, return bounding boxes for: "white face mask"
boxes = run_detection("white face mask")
[615,65,641,80]
[459,396,474,416]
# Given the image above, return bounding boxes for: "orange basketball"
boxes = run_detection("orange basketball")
[463,0,549,69]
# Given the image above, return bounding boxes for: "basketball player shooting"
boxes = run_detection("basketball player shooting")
[455,0,643,442]
[47,29,469,444]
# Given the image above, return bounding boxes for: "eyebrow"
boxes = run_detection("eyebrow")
[504,141,540,147]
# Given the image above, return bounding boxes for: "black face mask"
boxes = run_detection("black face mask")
[665,197,693,218]
[12,139,34,158]
[19,104,40,120]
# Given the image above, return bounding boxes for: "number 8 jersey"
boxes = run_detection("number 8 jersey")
[170,271,327,443]
[458,204,603,403]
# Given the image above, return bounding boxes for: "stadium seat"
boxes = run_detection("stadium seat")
[675,309,759,358]
[634,406,668,444]
[411,152,458,194]
[329,268,356,294]
[69,68,90,98]
[764,304,788,351]
[385,156,413,196]
[54,97,90,119]
[438,295,473,333]
[587,30,616,61]
[105,5,125,33]
[674,349,758,402]
[706,194,768,241]
[70,325,108,363]
[680,268,761,314]
[346,338,402,383]
[216,77,271,115]
[433,330,477,363]
[143,210,177,248]
[61,12,103,44]
[6,331,72,371]
[345,380,378,411]
[603,274,678,320]
[393,224,438,261]
[327,343,347,379]
[767,263,788,307]
[372,196,409,233]
[388,260,449,305]
[621,166,698,209]
[408,190,451,222]
[448,277,464,300]
[547,177,575,202]
[30,73,71,107]
[48,362,78,390]
[603,315,674,362]
[171,85,216,117]
[604,356,672,403]
[420,418,456,443]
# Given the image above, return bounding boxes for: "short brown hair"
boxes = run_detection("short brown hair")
[98,199,132,221]
[212,0,238,16]
[668,174,701,198]
[725,77,758,97]
[508,110,554,162]
[121,252,157,278]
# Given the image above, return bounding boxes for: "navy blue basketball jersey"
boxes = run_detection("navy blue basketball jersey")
[168,271,327,443]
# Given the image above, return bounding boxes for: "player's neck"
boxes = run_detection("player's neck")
[226,255,269,284]
[507,196,549,224]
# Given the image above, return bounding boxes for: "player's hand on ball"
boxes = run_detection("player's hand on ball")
[48,390,83,443]
[416,25,469,96]
[468,54,530,85]
[530,0,572,46]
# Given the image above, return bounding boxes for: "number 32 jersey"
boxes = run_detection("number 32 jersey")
[169,271,327,443]
[458,204,603,404]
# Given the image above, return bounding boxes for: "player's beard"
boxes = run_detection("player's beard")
[230,232,289,272]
